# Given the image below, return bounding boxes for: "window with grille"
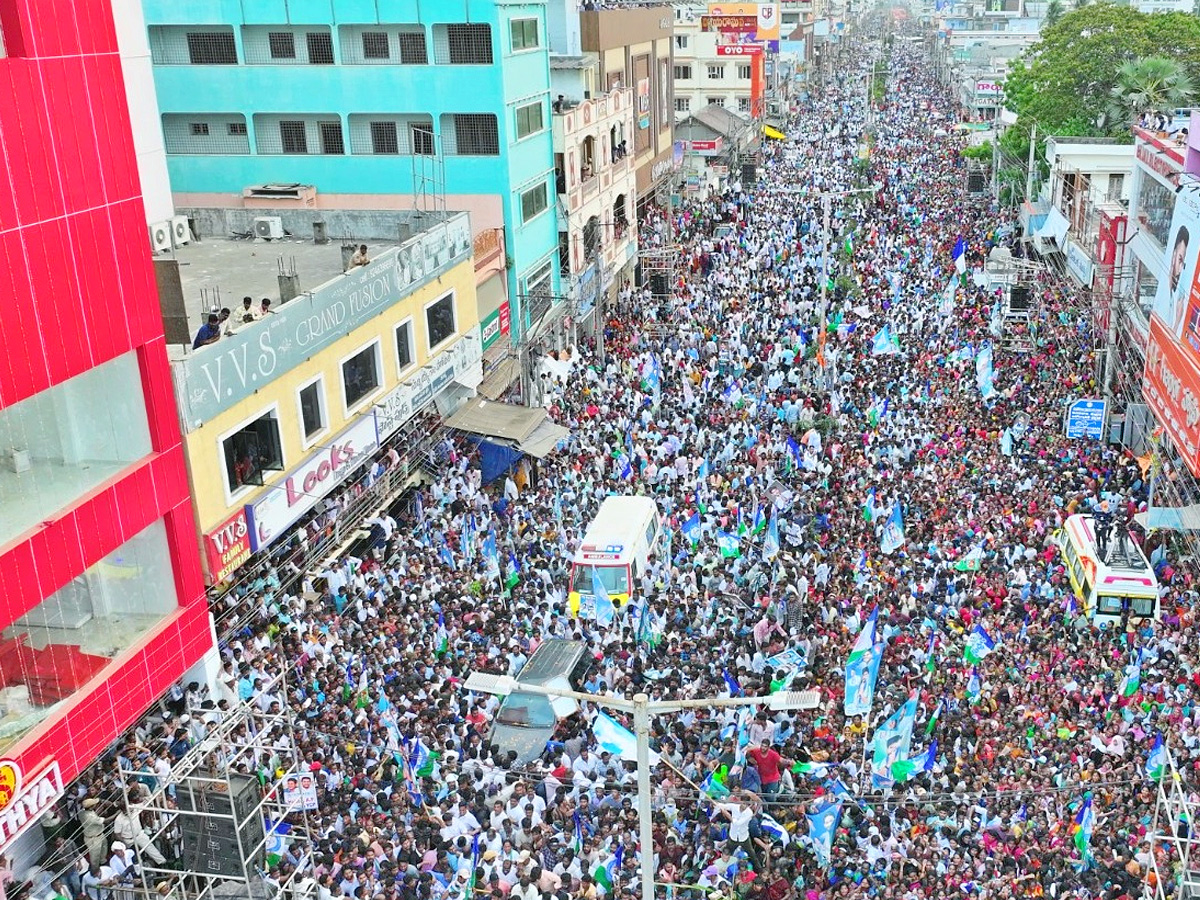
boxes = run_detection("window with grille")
[525,261,553,325]
[342,343,382,410]
[398,30,428,63]
[280,120,308,154]
[370,121,399,154]
[307,31,334,64]
[675,97,690,112]
[425,293,457,350]
[451,114,499,155]
[510,17,539,51]
[521,183,548,223]
[515,101,544,140]
[268,31,295,59]
[320,121,345,154]
[412,124,434,155]
[737,64,752,80]
[436,23,492,64]
[361,31,389,59]
[163,115,250,154]
[187,31,238,64]
[674,64,692,80]
[674,35,688,50]
[738,97,752,112]
[707,97,725,108]
[707,65,724,80]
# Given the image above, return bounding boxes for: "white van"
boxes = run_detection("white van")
[568,496,662,616]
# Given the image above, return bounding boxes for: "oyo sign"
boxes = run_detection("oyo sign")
[717,44,763,56]
[247,414,380,551]
[0,760,63,852]
[204,509,252,583]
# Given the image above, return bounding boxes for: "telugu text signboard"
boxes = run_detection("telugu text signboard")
[707,2,780,40]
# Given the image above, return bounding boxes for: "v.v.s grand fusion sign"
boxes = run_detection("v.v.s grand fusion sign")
[173,214,471,430]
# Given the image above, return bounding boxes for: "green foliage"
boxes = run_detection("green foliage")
[1107,56,1196,128]
[1045,0,1064,24]
[1005,3,1200,139]
[961,141,994,161]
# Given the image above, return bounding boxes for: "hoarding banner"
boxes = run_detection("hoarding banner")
[974,80,1002,98]
[1144,183,1200,474]
[247,413,380,552]
[173,213,472,429]
[205,509,252,583]
[701,14,758,31]
[375,332,482,440]
[707,2,780,40]
[480,303,511,351]
[717,44,764,56]
[0,761,63,853]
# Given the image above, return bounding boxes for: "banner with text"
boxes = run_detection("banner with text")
[1144,183,1200,475]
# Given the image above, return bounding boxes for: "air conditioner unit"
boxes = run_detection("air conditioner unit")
[254,216,285,240]
[149,221,172,253]
[171,215,192,247]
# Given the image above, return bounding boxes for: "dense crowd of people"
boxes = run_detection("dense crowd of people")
[21,26,1200,900]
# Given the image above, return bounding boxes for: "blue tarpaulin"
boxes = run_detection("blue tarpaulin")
[476,439,523,485]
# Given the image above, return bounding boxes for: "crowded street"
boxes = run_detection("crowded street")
[31,24,1200,900]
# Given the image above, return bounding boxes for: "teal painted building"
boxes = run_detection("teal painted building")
[143,0,561,341]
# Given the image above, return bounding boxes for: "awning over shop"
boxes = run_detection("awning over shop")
[1034,207,1070,253]
[444,397,569,458]
[1135,505,1200,532]
[763,125,787,140]
[478,356,521,401]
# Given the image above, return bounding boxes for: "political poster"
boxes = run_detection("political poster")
[283,772,319,811]
[1144,183,1200,475]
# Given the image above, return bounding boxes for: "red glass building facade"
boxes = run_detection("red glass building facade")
[0,0,211,823]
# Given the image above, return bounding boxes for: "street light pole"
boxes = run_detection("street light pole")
[463,673,818,900]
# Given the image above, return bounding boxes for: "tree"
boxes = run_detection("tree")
[1045,0,1064,24]
[1003,3,1200,139]
[1107,56,1196,128]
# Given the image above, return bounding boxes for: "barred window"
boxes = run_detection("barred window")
[738,97,752,112]
[163,114,250,154]
[319,121,345,155]
[515,101,544,140]
[674,64,692,80]
[268,31,295,59]
[434,23,492,64]
[307,31,334,64]
[370,122,399,154]
[675,97,690,113]
[737,64,752,80]
[280,121,308,154]
[412,124,434,155]
[362,31,389,59]
[442,114,499,156]
[187,31,237,64]
[707,64,724,80]
[398,29,428,64]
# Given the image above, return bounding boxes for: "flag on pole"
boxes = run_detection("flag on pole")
[880,502,905,555]
[762,509,781,562]
[594,574,616,627]
[806,795,843,867]
[760,814,791,847]
[952,236,967,274]
[716,531,741,559]
[681,513,702,548]
[466,833,481,895]
[504,552,521,591]
[1147,732,1167,781]
[924,631,937,676]
[890,739,937,783]
[872,326,901,356]
[1121,649,1144,697]
[1072,795,1095,866]
[848,606,878,664]
[871,693,918,789]
[863,487,876,523]
[925,698,942,736]
[571,811,583,853]
[722,669,743,697]
[752,503,766,534]
[966,667,981,704]
[592,711,659,763]
[844,640,884,717]
[435,612,449,657]
[963,624,997,664]
[954,547,984,571]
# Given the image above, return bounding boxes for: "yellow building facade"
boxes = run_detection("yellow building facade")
[169,213,482,581]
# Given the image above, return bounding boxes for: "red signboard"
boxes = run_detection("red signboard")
[499,300,512,335]
[701,14,758,31]
[205,509,253,583]
[716,44,764,56]
[685,139,721,151]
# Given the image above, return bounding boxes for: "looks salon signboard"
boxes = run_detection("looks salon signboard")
[246,414,380,552]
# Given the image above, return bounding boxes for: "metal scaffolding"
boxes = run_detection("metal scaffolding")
[1148,747,1200,900]
[126,669,315,900]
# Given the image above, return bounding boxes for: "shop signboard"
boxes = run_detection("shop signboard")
[1143,183,1200,475]
[173,214,471,429]
[247,413,380,552]
[375,333,482,440]
[0,760,63,852]
[204,509,252,583]
[480,302,511,352]
[706,3,781,40]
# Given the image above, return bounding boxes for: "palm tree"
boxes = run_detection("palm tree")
[1107,56,1196,130]
[1045,0,1064,24]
